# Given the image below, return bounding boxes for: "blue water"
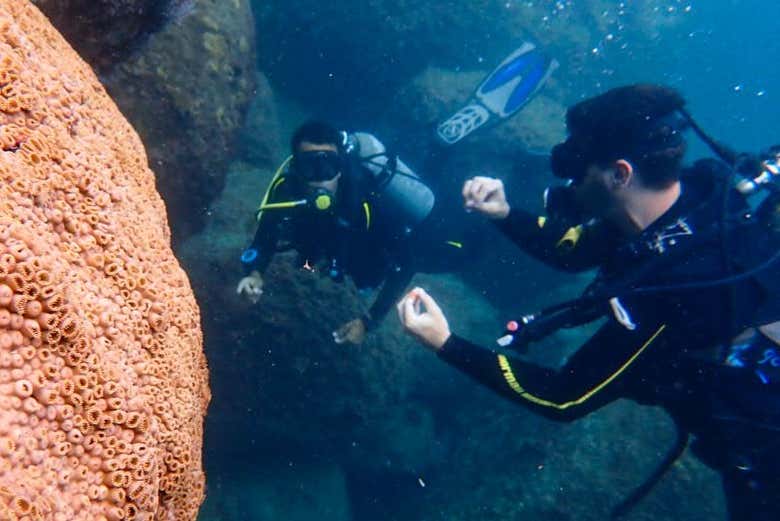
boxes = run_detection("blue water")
[612,1,779,153]
[198,1,779,520]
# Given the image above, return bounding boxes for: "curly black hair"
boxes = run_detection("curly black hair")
[565,84,688,188]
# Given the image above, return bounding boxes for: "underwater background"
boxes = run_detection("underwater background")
[35,0,779,519]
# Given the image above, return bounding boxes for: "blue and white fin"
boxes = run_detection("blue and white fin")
[437,42,558,145]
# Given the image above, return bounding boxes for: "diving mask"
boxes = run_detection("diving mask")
[550,138,592,183]
[293,150,343,182]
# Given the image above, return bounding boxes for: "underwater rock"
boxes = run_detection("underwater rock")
[30,0,178,71]
[414,400,726,521]
[199,462,351,521]
[102,0,257,243]
[0,2,209,519]
[238,73,284,168]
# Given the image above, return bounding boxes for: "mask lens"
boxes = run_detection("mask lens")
[294,151,342,181]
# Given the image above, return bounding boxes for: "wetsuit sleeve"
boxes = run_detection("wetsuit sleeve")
[437,317,668,422]
[494,207,612,272]
[243,213,280,275]
[241,176,289,275]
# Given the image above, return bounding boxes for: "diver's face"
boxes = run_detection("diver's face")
[307,174,340,194]
[296,141,342,195]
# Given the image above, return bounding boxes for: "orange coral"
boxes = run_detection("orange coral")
[0,2,210,520]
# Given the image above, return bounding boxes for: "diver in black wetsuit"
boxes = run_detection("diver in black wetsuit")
[398,85,780,520]
[237,121,472,344]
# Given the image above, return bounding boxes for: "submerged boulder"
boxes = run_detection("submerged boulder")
[103,0,257,243]
[30,0,177,70]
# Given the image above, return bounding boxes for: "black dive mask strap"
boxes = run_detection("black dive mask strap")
[678,108,739,166]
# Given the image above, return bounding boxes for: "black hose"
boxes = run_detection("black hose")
[610,423,690,519]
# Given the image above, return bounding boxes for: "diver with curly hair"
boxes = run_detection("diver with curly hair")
[399,84,780,521]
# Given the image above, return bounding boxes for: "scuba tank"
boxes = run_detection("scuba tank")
[343,131,435,232]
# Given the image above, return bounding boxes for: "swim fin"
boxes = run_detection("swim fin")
[436,42,559,145]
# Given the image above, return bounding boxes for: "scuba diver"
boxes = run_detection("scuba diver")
[237,42,559,344]
[398,84,780,520]
[236,121,474,344]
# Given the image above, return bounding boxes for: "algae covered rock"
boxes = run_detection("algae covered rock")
[413,400,726,521]
[31,0,179,70]
[102,0,257,242]
[238,73,284,167]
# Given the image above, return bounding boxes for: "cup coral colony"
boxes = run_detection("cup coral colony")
[0,2,209,520]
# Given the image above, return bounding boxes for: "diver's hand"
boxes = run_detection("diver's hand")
[397,288,450,351]
[333,318,367,345]
[236,271,263,303]
[462,176,510,219]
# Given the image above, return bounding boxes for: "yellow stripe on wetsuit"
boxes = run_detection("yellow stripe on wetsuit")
[497,325,666,410]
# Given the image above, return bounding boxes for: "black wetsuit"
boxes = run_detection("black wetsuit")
[243,156,471,328]
[438,160,780,520]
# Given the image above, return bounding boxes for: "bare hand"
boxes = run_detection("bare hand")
[396,287,450,351]
[333,318,367,345]
[462,176,510,219]
[236,271,263,303]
